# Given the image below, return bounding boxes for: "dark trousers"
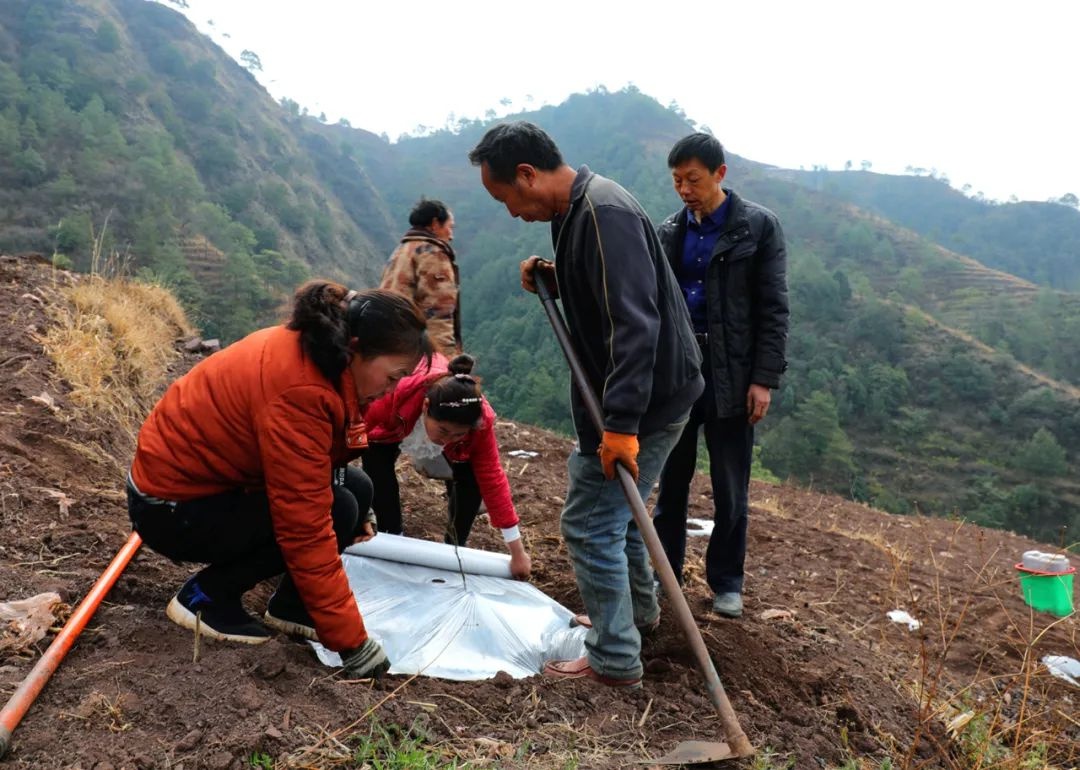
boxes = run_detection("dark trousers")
[128,466,373,601]
[362,443,405,534]
[445,460,483,545]
[361,443,483,545]
[653,364,753,595]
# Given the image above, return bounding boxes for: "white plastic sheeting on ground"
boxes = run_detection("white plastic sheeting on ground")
[311,535,586,680]
[886,609,922,630]
[1042,655,1080,687]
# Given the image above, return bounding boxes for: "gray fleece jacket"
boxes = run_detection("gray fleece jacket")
[550,166,703,453]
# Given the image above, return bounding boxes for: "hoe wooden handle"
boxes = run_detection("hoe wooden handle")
[535,278,753,757]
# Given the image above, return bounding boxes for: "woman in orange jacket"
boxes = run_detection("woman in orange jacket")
[361,354,531,579]
[127,281,431,679]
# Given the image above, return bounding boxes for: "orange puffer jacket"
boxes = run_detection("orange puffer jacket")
[130,325,368,651]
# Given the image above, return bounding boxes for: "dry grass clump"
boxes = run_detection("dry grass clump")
[41,274,193,443]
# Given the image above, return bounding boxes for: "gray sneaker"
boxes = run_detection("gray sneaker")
[712,592,743,618]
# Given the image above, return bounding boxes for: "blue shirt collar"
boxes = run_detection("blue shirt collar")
[685,195,730,230]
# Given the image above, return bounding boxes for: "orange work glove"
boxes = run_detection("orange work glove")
[599,431,639,481]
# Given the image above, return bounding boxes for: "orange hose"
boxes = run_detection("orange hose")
[0,531,142,758]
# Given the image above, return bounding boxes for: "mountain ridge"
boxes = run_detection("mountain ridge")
[2,0,1079,542]
[775,166,1080,290]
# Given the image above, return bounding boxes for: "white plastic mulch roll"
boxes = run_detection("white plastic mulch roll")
[345,532,514,577]
[312,535,586,680]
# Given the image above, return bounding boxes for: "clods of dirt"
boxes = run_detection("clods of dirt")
[0,255,1076,768]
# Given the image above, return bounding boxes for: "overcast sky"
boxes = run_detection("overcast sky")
[171,0,1077,204]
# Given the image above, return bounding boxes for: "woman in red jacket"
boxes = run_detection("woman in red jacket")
[362,354,532,579]
[127,281,431,679]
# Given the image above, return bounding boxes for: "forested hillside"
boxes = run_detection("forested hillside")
[2,0,1078,545]
[780,167,1080,290]
[374,92,1080,544]
[770,170,1080,391]
[0,0,398,338]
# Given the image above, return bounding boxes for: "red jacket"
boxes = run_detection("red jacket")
[364,356,519,531]
[130,326,368,652]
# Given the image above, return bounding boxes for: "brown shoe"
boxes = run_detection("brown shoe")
[571,613,661,636]
[543,656,642,689]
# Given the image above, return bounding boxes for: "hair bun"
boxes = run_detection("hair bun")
[448,353,475,376]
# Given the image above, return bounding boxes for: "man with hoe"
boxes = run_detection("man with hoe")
[469,121,703,688]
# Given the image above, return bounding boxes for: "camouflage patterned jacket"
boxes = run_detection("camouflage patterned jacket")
[379,229,461,353]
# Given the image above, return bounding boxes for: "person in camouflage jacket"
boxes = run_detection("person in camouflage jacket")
[380,199,461,354]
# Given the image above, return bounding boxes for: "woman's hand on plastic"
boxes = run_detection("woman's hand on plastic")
[352,511,378,544]
[510,550,532,580]
[507,539,532,580]
[340,638,390,679]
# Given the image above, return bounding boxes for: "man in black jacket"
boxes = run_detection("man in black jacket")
[653,133,789,618]
[469,121,702,688]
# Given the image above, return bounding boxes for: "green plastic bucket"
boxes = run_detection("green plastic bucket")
[1015,563,1075,617]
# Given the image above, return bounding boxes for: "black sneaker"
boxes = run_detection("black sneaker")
[263,583,318,641]
[165,577,271,644]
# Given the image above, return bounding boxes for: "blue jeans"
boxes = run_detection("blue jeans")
[560,419,688,681]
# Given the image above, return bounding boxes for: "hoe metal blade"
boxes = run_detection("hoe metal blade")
[645,740,739,765]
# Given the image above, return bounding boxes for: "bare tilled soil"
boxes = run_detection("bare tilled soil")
[1,255,1077,769]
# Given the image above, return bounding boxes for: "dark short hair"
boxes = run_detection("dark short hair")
[468,121,564,184]
[426,354,483,426]
[408,198,450,229]
[668,133,725,172]
[288,282,432,381]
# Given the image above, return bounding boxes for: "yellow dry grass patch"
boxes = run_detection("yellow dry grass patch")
[750,493,788,519]
[41,275,193,443]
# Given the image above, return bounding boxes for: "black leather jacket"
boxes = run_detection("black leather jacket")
[657,190,789,418]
